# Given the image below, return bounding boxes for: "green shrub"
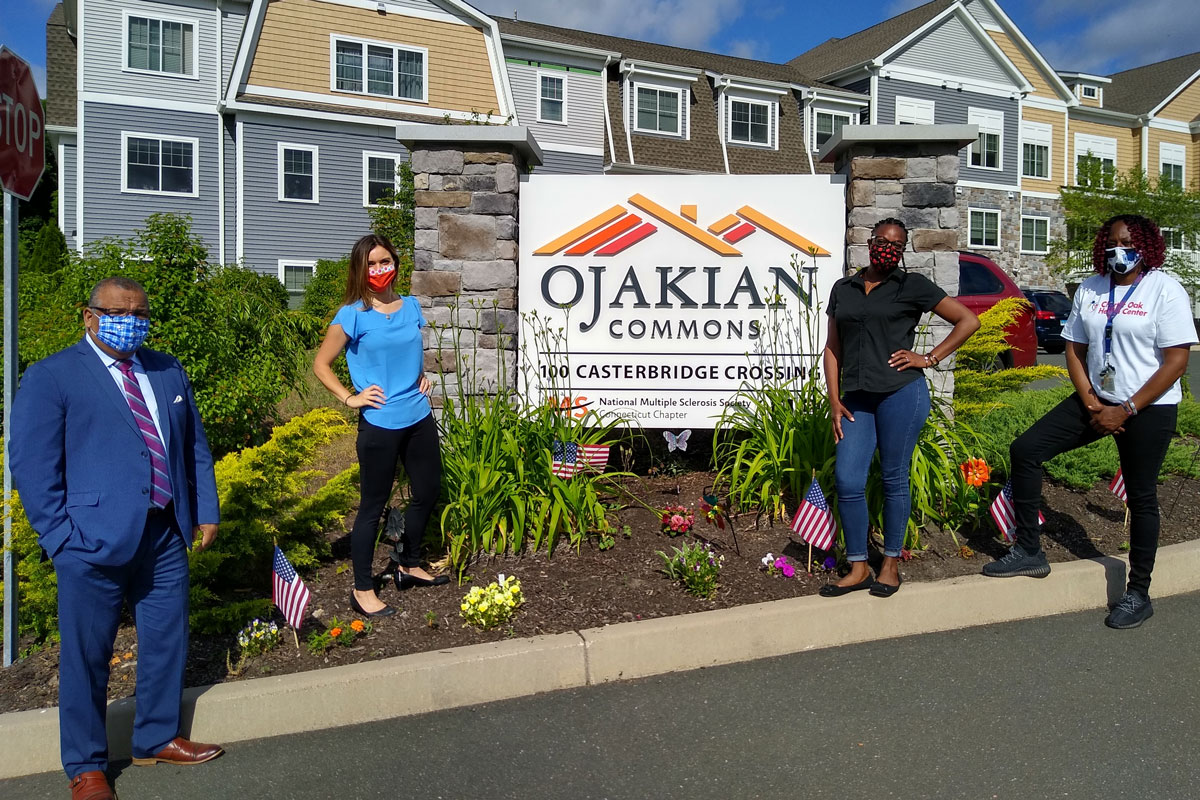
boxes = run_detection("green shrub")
[954,297,1067,413]
[0,489,60,648]
[302,258,350,322]
[27,221,69,274]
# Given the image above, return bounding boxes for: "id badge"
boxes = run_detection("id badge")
[1099,364,1116,394]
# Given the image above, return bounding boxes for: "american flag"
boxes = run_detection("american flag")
[790,477,837,551]
[1109,469,1127,504]
[990,482,1045,544]
[272,546,310,630]
[551,441,610,478]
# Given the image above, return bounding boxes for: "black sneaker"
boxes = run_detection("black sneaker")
[1105,591,1153,629]
[981,544,1051,578]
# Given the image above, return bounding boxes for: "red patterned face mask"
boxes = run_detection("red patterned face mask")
[869,238,904,271]
[367,262,396,293]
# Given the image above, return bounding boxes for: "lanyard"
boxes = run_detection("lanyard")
[1103,272,1144,358]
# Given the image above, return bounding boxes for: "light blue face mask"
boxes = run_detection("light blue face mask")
[1105,246,1142,275]
[95,314,150,353]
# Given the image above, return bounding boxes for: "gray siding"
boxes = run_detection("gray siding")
[223,115,236,264]
[60,139,79,250]
[81,102,221,249]
[891,13,1017,88]
[963,0,1003,29]
[876,79,1019,186]
[506,58,605,150]
[537,149,604,175]
[240,118,408,275]
[220,2,248,95]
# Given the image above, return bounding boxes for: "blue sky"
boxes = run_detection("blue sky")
[5,0,1200,98]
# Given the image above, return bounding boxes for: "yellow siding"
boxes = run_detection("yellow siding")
[1078,90,1102,108]
[1194,133,1200,191]
[987,31,1055,100]
[1148,127,1193,188]
[1020,105,1065,191]
[1066,117,1139,181]
[247,0,500,114]
[1157,78,1200,123]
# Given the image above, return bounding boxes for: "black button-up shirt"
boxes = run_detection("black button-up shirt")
[827,269,947,394]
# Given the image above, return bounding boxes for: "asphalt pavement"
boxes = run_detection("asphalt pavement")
[1030,349,1200,392]
[5,591,1199,800]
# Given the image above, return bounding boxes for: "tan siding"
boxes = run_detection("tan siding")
[1066,118,1139,180]
[1157,78,1200,123]
[987,31,1054,100]
[1079,92,1102,108]
[1194,133,1200,191]
[246,0,500,113]
[1020,105,1064,191]
[1148,126,1192,183]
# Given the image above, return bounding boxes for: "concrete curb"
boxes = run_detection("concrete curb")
[3,540,1199,779]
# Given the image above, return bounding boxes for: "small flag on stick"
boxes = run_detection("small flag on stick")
[1109,469,1127,504]
[272,546,311,630]
[990,481,1045,544]
[790,477,837,552]
[552,441,610,478]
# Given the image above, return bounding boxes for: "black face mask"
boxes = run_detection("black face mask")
[869,238,904,271]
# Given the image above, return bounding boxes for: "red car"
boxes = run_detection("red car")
[954,252,1037,368]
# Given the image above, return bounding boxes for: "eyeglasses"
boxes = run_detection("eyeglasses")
[868,237,907,248]
[88,306,151,320]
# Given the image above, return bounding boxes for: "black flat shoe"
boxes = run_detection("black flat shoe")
[394,569,451,591]
[869,577,902,598]
[349,593,397,617]
[818,575,874,597]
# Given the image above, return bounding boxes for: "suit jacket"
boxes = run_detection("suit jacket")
[10,337,220,566]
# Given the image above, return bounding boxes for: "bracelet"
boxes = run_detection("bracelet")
[1122,399,1138,416]
[343,393,353,407]
[925,352,940,367]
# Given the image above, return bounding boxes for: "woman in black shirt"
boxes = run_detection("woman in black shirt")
[820,218,979,597]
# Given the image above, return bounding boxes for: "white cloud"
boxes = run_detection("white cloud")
[725,39,764,60]
[470,0,746,51]
[1033,0,1200,74]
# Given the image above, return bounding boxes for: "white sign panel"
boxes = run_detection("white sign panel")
[518,174,846,428]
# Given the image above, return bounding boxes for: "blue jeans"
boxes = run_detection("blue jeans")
[834,378,931,561]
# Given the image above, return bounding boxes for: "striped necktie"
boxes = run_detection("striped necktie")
[116,360,172,509]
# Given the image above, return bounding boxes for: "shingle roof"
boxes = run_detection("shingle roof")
[46,3,77,127]
[787,0,956,79]
[1104,51,1200,117]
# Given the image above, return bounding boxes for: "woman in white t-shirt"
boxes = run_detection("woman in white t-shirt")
[981,214,1196,629]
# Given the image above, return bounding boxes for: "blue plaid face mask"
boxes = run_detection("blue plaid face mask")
[95,314,150,353]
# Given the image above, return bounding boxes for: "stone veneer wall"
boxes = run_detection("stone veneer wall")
[1019,194,1067,290]
[837,140,966,397]
[955,186,1069,291]
[409,144,524,402]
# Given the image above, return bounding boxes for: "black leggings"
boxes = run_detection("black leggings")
[351,414,442,590]
[1010,394,1177,594]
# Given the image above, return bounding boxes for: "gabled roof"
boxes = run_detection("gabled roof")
[787,0,956,78]
[1105,51,1200,117]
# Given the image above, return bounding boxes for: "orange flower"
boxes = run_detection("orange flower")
[959,458,990,488]
[329,627,342,638]
[350,620,365,632]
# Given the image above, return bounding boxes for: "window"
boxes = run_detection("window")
[1074,133,1116,188]
[635,85,681,135]
[278,143,318,202]
[363,152,401,207]
[538,73,566,123]
[1163,228,1188,251]
[121,133,197,196]
[126,14,195,77]
[1081,85,1098,99]
[332,36,427,102]
[968,108,1003,170]
[1021,120,1051,179]
[1021,216,1049,253]
[814,111,850,149]
[895,96,934,125]
[958,259,1005,296]
[968,208,1000,249]
[729,99,771,146]
[279,261,317,309]
[1160,142,1186,188]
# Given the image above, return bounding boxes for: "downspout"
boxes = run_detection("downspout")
[869,64,880,124]
[1140,116,1149,173]
[622,67,635,165]
[804,89,817,175]
[601,54,617,167]
[715,79,730,174]
[217,0,225,263]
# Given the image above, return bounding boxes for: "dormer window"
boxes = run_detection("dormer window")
[332,35,427,103]
[634,85,682,135]
[1081,85,1098,99]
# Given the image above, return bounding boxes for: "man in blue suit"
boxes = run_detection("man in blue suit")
[11,276,224,800]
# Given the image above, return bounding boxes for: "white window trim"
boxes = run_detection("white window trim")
[968,207,1001,250]
[120,131,200,198]
[967,107,1004,172]
[894,95,934,125]
[1161,227,1189,251]
[632,82,685,137]
[1020,120,1052,180]
[812,109,854,152]
[278,259,318,293]
[726,96,776,149]
[121,10,200,80]
[277,142,319,204]
[1080,85,1100,101]
[1160,141,1186,186]
[362,150,404,208]
[329,34,430,104]
[1074,132,1117,186]
[1019,215,1050,254]
[535,70,568,126]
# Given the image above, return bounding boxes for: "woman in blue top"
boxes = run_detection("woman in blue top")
[314,234,447,618]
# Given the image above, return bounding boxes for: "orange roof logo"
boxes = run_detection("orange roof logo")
[533,194,831,258]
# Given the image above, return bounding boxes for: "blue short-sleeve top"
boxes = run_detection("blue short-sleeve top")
[331,298,430,430]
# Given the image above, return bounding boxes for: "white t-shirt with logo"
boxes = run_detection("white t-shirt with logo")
[1062,269,1197,405]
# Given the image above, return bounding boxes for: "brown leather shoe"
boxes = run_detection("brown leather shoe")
[131,736,224,766]
[69,770,116,800]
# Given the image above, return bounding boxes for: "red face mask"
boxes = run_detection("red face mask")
[868,238,904,272]
[367,262,396,293]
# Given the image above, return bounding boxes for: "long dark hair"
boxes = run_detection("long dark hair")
[344,234,401,310]
[1091,214,1165,275]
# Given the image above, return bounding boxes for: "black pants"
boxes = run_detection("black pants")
[1010,394,1177,594]
[351,414,442,590]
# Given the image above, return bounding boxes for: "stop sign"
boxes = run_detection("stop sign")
[0,46,46,202]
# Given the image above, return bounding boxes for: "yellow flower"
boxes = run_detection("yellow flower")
[460,603,469,611]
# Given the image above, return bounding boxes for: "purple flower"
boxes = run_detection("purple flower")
[780,563,796,578]
[823,556,837,570]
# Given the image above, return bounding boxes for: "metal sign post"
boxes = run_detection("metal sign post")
[3,191,16,666]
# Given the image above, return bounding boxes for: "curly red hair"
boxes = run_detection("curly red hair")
[1091,214,1166,275]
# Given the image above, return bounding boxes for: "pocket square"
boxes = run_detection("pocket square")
[173,395,184,404]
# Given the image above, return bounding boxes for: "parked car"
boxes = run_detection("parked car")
[954,252,1037,368]
[1022,289,1072,354]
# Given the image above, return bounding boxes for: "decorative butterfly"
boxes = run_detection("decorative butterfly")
[663,429,691,453]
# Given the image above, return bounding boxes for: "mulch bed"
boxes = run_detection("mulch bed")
[3,470,1199,714]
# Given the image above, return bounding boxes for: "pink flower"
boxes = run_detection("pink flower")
[671,514,684,528]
